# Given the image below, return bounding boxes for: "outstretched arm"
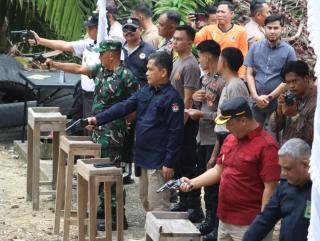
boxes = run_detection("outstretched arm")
[30,31,74,53]
[46,60,90,76]
[91,92,139,125]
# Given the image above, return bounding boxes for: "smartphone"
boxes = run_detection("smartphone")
[194,13,207,22]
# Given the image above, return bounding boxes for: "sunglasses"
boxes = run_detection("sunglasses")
[123,26,137,33]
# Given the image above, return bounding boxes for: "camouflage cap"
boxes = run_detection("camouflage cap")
[94,40,122,53]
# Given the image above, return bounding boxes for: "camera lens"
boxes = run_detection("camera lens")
[284,91,296,106]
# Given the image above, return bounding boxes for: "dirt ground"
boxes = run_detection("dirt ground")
[0,142,145,241]
[0,141,280,241]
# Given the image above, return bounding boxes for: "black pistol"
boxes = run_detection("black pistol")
[10,30,36,43]
[65,118,89,133]
[23,53,47,63]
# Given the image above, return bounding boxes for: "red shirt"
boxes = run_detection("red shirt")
[216,126,280,225]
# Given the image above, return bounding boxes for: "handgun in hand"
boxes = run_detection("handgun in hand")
[156,179,182,193]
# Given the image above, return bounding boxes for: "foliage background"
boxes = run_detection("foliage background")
[0,0,315,71]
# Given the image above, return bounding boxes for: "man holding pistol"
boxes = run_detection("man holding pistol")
[180,96,280,241]
[87,51,184,211]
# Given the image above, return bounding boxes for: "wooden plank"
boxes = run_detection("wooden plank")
[26,125,33,201]
[78,174,86,241]
[38,122,66,132]
[145,212,200,240]
[88,176,98,241]
[59,210,78,217]
[54,149,65,234]
[39,190,56,195]
[52,131,59,191]
[39,181,53,186]
[104,182,112,241]
[32,125,40,211]
[84,237,108,241]
[116,175,124,241]
[146,212,162,241]
[63,152,75,241]
[150,211,188,220]
[159,237,200,241]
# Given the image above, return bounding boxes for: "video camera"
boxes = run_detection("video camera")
[10,30,36,43]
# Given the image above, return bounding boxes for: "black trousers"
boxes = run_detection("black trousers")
[197,144,219,211]
[174,118,201,209]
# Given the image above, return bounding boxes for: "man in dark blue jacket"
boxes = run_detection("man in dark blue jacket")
[243,138,311,241]
[87,51,184,211]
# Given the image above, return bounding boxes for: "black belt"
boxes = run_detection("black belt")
[82,90,94,97]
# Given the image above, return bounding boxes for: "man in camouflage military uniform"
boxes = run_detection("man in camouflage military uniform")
[90,43,138,161]
[90,40,138,230]
[46,39,138,230]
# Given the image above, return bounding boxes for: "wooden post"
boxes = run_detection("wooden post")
[26,124,33,201]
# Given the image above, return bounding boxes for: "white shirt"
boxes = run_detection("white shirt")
[109,21,124,43]
[70,21,124,92]
[71,38,98,92]
[71,38,100,92]
[245,19,265,48]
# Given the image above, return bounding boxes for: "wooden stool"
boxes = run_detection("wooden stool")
[54,136,101,241]
[77,158,123,241]
[27,107,66,211]
[145,211,201,241]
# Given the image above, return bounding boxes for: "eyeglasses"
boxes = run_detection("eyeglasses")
[123,26,137,33]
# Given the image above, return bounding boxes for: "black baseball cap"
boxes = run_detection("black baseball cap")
[106,4,117,14]
[215,96,251,125]
[84,13,99,27]
[122,17,140,29]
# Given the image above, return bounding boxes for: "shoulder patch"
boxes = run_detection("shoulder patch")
[139,53,146,59]
[171,103,180,112]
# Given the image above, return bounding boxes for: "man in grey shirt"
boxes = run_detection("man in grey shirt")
[169,25,203,223]
[244,15,296,125]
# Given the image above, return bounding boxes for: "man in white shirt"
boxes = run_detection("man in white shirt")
[30,9,124,121]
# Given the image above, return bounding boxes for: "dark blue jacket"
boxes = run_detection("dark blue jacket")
[95,82,184,169]
[243,178,311,241]
[123,40,155,86]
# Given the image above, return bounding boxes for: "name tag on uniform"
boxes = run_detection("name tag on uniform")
[304,200,311,219]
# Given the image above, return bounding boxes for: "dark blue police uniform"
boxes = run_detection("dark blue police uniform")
[123,40,155,86]
[95,82,184,169]
[243,178,311,241]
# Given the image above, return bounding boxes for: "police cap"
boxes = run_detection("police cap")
[215,96,251,125]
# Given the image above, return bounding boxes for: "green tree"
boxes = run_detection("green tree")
[153,0,214,23]
[0,0,95,53]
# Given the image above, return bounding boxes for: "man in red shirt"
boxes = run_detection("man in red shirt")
[180,96,280,241]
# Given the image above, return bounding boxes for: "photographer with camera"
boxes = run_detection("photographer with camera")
[269,60,317,147]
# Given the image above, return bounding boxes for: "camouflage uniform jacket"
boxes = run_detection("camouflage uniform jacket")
[90,64,138,158]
